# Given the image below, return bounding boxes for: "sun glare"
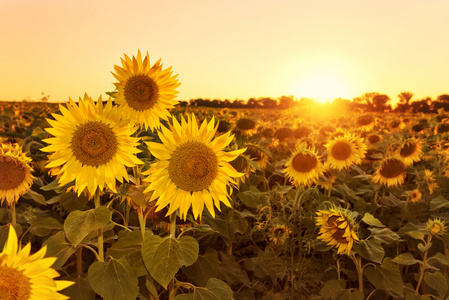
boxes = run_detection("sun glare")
[293,68,354,103]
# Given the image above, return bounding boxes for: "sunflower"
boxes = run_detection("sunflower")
[112,50,181,130]
[409,188,422,203]
[372,157,406,187]
[269,225,292,245]
[143,114,245,220]
[42,95,143,197]
[325,133,364,170]
[426,218,447,237]
[0,225,74,300]
[367,133,381,145]
[243,143,270,169]
[283,145,323,187]
[232,118,257,137]
[229,154,253,185]
[315,206,359,254]
[317,162,336,191]
[0,143,35,206]
[423,169,438,194]
[397,139,422,166]
[355,115,375,131]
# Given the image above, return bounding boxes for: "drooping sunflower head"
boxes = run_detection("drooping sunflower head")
[0,143,35,206]
[317,162,336,191]
[42,94,143,197]
[274,127,294,142]
[367,133,382,145]
[325,133,363,170]
[293,126,312,139]
[372,157,407,187]
[243,143,270,169]
[396,138,422,166]
[143,113,246,220]
[423,169,438,194]
[355,115,375,130]
[232,118,257,137]
[315,206,359,255]
[283,145,323,187]
[426,218,447,237]
[0,225,74,300]
[112,50,181,130]
[409,188,422,203]
[229,154,253,185]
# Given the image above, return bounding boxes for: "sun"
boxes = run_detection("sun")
[292,67,354,103]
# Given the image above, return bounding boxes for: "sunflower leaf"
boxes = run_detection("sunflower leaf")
[141,235,199,288]
[64,206,111,246]
[174,278,233,300]
[182,248,220,287]
[88,256,139,300]
[364,257,404,297]
[391,253,421,265]
[43,231,75,269]
[424,272,448,298]
[362,213,385,227]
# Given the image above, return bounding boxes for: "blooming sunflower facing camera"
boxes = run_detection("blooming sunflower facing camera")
[315,206,359,254]
[325,133,364,171]
[143,114,245,220]
[112,50,181,130]
[0,225,74,300]
[284,144,323,187]
[396,138,422,166]
[372,157,407,187]
[42,94,143,197]
[0,143,35,206]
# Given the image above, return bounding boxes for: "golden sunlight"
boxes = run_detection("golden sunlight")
[293,67,354,103]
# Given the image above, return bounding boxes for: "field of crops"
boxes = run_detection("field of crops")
[1,54,449,300]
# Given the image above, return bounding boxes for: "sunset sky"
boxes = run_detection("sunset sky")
[1,0,448,105]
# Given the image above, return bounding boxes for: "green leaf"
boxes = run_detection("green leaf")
[424,272,448,298]
[59,191,89,212]
[107,230,153,277]
[43,231,76,269]
[370,227,401,244]
[336,289,365,300]
[23,189,46,205]
[432,252,449,266]
[352,239,384,264]
[406,230,426,241]
[62,275,96,300]
[319,279,346,298]
[417,242,432,253]
[64,206,111,246]
[429,195,449,211]
[392,253,421,265]
[182,248,220,286]
[364,257,403,297]
[141,235,199,288]
[29,217,63,237]
[88,256,139,300]
[174,278,233,300]
[217,252,251,286]
[362,213,385,227]
[237,188,269,208]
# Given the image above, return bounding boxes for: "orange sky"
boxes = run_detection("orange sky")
[1,0,448,105]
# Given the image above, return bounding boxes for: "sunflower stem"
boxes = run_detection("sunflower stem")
[327,176,333,197]
[350,252,364,293]
[415,234,432,294]
[295,186,304,259]
[94,190,105,262]
[10,202,16,225]
[169,212,178,300]
[77,246,83,275]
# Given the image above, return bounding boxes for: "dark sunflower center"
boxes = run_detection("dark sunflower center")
[356,115,374,126]
[0,264,31,300]
[327,215,349,243]
[400,142,417,157]
[244,147,263,161]
[368,134,380,144]
[236,118,256,130]
[331,141,352,161]
[71,121,117,166]
[168,142,218,192]
[0,157,26,190]
[230,155,248,173]
[273,227,287,235]
[291,152,317,173]
[379,159,405,178]
[124,74,159,111]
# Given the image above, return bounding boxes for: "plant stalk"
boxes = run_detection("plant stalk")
[94,190,104,262]
[168,212,177,300]
[138,207,146,241]
[415,234,432,294]
[10,202,16,225]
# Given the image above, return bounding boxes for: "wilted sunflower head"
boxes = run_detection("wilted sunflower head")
[325,134,363,170]
[315,206,359,255]
[112,50,181,130]
[0,225,74,300]
[396,139,422,166]
[274,127,294,141]
[372,157,406,187]
[426,218,447,237]
[293,126,312,139]
[284,145,323,187]
[269,225,292,245]
[42,95,143,197]
[143,113,246,220]
[0,143,35,206]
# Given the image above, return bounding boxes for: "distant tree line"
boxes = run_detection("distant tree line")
[180,92,449,113]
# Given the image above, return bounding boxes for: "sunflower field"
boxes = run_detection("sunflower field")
[1,52,449,300]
